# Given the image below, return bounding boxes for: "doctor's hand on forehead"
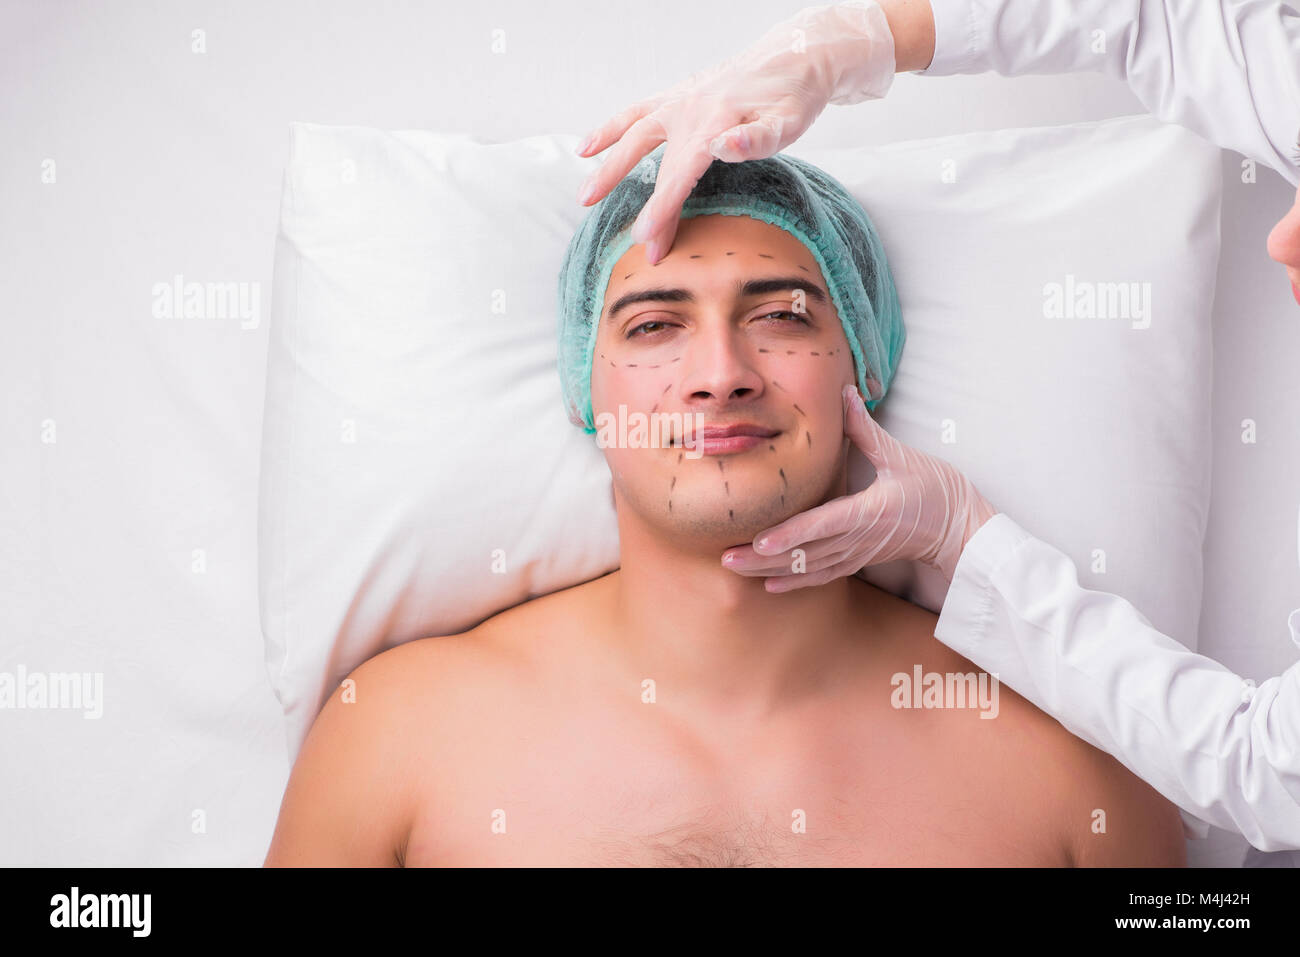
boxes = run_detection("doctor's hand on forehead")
[574,0,910,263]
[577,0,1300,302]
[721,384,999,591]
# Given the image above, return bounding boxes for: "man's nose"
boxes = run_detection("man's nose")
[677,324,766,405]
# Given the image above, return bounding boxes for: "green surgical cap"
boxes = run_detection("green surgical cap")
[556,145,905,433]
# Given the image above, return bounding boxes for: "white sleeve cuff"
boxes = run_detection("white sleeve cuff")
[935,512,1034,649]
[914,0,983,75]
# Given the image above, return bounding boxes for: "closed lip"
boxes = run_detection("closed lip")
[686,423,780,442]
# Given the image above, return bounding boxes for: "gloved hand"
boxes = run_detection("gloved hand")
[574,1,897,263]
[722,384,1000,590]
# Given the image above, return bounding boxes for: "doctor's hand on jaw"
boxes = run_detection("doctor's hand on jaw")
[721,384,999,592]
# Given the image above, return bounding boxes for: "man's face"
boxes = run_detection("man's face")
[591,213,859,549]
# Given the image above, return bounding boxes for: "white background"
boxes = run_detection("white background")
[2,0,1296,867]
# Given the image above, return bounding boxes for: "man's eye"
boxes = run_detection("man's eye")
[627,320,672,339]
[627,311,811,339]
[758,310,812,325]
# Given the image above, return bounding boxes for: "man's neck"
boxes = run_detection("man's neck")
[604,513,862,729]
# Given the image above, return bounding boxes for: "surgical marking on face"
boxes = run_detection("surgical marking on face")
[603,309,848,527]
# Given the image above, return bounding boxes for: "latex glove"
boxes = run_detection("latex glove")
[722,384,999,591]
[574,1,897,263]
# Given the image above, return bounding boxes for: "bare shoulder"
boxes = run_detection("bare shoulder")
[262,589,584,869]
[260,636,464,867]
[350,572,616,770]
[1045,727,1187,866]
[368,570,614,685]
[849,578,1185,867]
[887,600,1188,867]
[967,675,1184,866]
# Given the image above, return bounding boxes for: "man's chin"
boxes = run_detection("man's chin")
[659,503,800,552]
[611,464,843,550]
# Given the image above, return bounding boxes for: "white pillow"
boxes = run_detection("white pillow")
[259,115,1221,761]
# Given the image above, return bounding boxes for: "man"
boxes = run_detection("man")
[264,154,1185,867]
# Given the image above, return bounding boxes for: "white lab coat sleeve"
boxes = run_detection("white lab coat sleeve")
[917,0,1300,185]
[934,512,1300,851]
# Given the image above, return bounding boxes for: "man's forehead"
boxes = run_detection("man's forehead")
[663,212,812,253]
[605,225,820,295]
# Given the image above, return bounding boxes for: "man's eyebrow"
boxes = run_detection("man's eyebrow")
[604,276,829,324]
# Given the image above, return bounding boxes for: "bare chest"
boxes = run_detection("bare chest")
[400,705,1064,867]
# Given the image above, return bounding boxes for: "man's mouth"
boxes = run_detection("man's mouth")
[681,423,781,456]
